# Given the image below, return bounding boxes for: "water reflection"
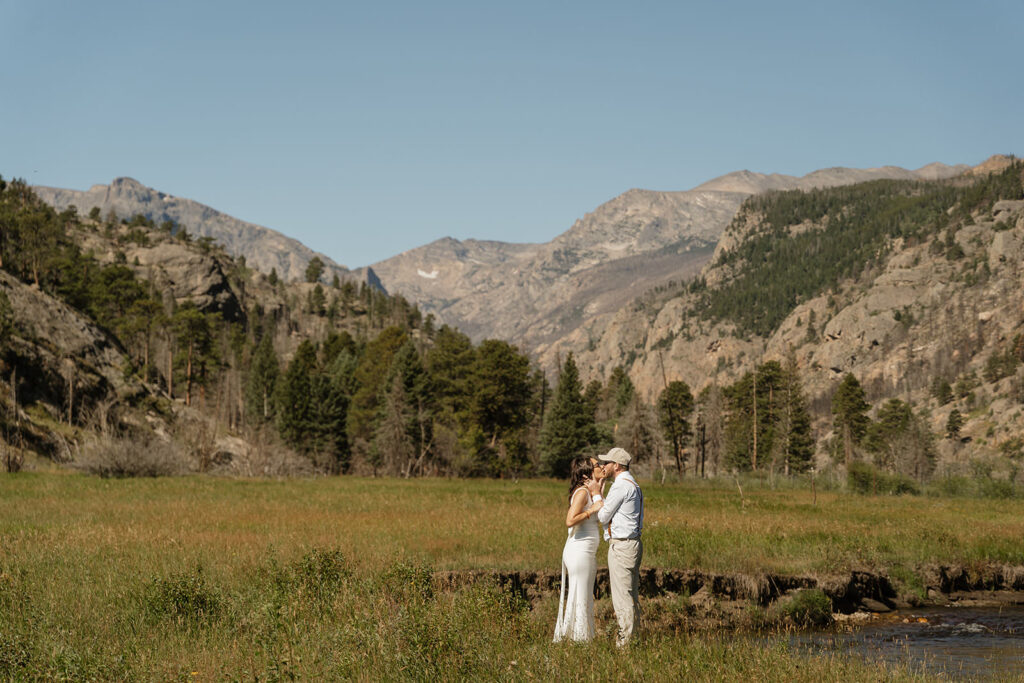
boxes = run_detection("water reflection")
[792,606,1024,678]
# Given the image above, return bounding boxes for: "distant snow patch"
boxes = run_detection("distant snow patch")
[417,268,439,279]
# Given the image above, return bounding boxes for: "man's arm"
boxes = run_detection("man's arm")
[597,480,624,525]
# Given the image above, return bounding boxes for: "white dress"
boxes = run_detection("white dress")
[553,488,600,642]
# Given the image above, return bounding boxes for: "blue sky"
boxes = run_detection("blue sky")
[2,0,1021,268]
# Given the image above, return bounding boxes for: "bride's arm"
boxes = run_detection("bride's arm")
[565,487,603,527]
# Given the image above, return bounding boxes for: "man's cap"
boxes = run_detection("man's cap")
[598,447,632,467]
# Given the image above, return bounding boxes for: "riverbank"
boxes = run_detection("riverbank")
[438,563,1024,632]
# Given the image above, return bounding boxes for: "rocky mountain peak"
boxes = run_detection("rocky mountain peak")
[111,176,145,188]
[33,177,358,285]
[970,154,1018,176]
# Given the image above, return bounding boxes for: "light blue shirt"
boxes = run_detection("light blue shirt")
[597,470,643,540]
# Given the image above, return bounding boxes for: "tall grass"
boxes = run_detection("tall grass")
[3,472,1016,679]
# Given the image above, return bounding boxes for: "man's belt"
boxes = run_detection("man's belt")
[610,535,641,541]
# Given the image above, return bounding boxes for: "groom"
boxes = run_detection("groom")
[596,447,644,646]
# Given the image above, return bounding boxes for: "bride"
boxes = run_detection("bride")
[553,456,605,642]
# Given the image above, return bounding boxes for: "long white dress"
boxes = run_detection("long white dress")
[553,488,599,642]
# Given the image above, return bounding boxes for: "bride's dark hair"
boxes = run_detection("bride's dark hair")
[567,457,594,503]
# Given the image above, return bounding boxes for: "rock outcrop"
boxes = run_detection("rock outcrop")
[130,241,244,322]
[0,270,146,428]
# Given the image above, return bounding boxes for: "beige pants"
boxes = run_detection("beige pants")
[608,538,643,646]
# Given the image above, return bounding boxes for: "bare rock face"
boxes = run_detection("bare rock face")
[0,270,144,419]
[968,154,1017,176]
[127,241,245,323]
[33,177,350,284]
[370,188,747,347]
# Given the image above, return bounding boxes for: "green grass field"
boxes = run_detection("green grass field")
[4,472,1021,680]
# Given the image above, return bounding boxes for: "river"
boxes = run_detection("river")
[792,605,1024,678]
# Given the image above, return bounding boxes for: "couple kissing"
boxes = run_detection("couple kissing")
[553,447,644,647]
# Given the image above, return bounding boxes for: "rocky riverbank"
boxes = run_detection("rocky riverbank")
[435,563,1024,629]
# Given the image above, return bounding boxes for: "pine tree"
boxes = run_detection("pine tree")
[866,399,936,480]
[376,372,416,476]
[125,297,164,382]
[277,340,317,450]
[321,330,356,367]
[931,376,953,405]
[172,303,214,407]
[832,373,870,467]
[424,325,475,423]
[377,341,431,476]
[777,351,814,474]
[348,326,408,461]
[540,353,599,477]
[245,333,279,423]
[305,257,325,283]
[308,284,326,315]
[658,380,694,476]
[946,409,963,439]
[469,339,533,473]
[600,365,636,421]
[310,357,349,473]
[0,290,12,347]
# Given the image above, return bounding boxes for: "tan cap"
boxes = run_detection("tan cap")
[598,447,632,467]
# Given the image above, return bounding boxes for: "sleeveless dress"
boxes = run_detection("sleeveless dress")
[553,488,600,642]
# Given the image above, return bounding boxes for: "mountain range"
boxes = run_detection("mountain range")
[365,162,969,358]
[34,162,969,365]
[20,155,1024,478]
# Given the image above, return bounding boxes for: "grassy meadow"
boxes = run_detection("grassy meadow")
[3,472,1023,680]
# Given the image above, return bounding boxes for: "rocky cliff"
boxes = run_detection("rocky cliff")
[555,158,1023,467]
[0,268,149,459]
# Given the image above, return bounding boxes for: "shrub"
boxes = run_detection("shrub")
[888,474,920,495]
[379,562,434,602]
[291,548,349,603]
[978,478,1016,500]
[144,566,222,626]
[932,476,971,497]
[773,589,833,627]
[74,436,186,478]
[847,462,919,496]
[929,473,1018,499]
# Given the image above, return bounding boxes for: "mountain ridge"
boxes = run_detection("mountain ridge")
[33,177,353,284]
[32,161,974,358]
[368,161,970,353]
